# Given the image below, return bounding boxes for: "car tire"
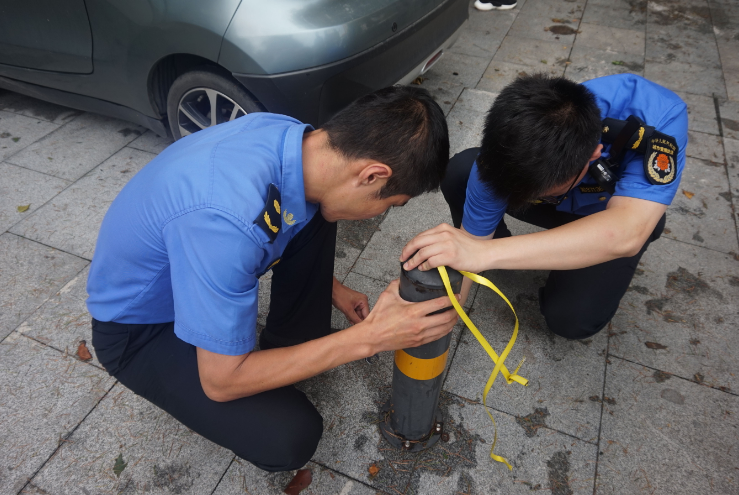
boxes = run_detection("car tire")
[166,66,263,140]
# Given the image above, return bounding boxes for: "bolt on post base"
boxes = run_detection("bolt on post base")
[379,399,444,452]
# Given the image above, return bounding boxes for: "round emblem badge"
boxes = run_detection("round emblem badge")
[647,151,675,184]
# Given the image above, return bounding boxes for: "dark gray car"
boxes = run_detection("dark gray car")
[0,0,467,139]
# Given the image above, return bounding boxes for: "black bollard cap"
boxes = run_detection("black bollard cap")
[402,263,463,290]
[399,256,463,303]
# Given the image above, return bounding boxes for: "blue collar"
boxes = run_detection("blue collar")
[279,122,314,232]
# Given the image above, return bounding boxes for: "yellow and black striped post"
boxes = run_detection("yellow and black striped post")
[380,263,463,451]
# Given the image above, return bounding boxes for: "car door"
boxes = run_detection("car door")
[0,0,93,73]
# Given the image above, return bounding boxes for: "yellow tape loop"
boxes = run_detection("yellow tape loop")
[438,266,527,470]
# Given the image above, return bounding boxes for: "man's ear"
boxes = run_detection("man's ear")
[590,144,604,163]
[358,162,393,186]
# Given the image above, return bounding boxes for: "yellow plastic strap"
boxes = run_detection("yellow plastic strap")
[438,266,528,470]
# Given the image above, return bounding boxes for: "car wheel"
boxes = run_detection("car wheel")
[167,66,263,140]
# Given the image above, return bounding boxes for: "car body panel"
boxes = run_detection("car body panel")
[0,0,467,135]
[233,0,467,126]
[0,0,241,118]
[0,0,93,74]
[221,0,446,75]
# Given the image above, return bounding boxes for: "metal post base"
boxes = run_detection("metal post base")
[379,399,444,452]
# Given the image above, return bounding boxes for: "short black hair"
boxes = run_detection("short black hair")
[322,85,449,198]
[477,74,602,208]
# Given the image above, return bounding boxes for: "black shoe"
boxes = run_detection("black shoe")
[474,0,517,10]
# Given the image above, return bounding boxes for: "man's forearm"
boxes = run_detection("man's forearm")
[198,325,373,401]
[479,199,666,271]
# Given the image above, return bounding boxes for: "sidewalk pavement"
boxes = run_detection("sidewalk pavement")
[1,0,738,493]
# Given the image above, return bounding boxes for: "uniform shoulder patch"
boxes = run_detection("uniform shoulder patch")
[254,183,282,243]
[644,131,678,185]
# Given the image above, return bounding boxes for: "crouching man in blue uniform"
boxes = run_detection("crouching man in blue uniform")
[401,74,688,340]
[86,86,458,471]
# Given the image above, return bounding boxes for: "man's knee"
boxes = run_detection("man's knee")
[539,289,614,340]
[247,405,324,472]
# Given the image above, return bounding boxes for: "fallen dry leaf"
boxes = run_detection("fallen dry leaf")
[17,204,30,213]
[113,453,127,478]
[683,190,695,199]
[77,340,93,361]
[368,464,380,477]
[284,469,312,495]
[645,341,668,350]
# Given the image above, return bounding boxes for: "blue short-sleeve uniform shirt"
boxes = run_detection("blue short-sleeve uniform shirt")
[86,113,318,355]
[462,74,689,236]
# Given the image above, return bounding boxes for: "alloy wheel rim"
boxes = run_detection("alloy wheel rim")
[177,87,246,137]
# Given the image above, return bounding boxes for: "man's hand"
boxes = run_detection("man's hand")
[197,280,459,402]
[332,277,369,324]
[400,223,490,273]
[361,279,460,353]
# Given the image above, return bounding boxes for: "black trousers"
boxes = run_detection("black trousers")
[92,211,337,472]
[441,148,665,340]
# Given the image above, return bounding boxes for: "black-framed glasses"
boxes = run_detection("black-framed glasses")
[533,171,582,206]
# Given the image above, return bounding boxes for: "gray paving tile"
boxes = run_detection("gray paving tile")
[336,215,387,281]
[16,265,97,367]
[581,3,647,30]
[0,332,114,494]
[644,60,727,98]
[0,110,59,161]
[299,350,416,493]
[30,383,234,495]
[334,245,363,285]
[465,4,519,34]
[608,238,739,392]
[493,36,572,71]
[519,0,586,21]
[7,113,146,181]
[726,138,739,198]
[596,358,739,494]
[300,322,464,494]
[710,1,739,47]
[645,30,721,69]
[420,77,465,117]
[507,14,579,44]
[574,22,646,55]
[447,88,499,156]
[353,191,454,283]
[445,267,607,442]
[127,129,174,155]
[405,393,598,494]
[664,156,737,253]
[676,91,721,136]
[725,69,739,103]
[586,0,647,8]
[647,0,714,36]
[422,51,491,90]
[477,60,563,94]
[0,233,87,341]
[565,45,645,84]
[686,130,725,163]
[9,148,155,259]
[447,22,507,59]
[0,90,81,124]
[213,459,376,495]
[719,99,739,141]
[0,162,68,233]
[717,39,739,72]
[709,0,739,20]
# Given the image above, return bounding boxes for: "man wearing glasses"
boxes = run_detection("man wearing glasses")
[401,74,688,340]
